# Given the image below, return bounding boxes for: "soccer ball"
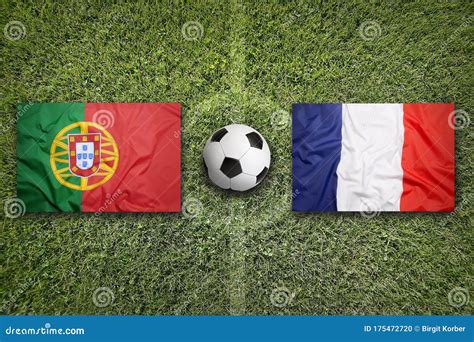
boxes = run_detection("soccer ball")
[203,124,271,191]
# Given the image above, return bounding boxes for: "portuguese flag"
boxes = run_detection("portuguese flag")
[16,103,181,212]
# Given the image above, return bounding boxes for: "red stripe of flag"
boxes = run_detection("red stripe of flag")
[400,103,455,211]
[82,103,181,212]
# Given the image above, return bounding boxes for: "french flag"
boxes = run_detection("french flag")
[292,103,455,212]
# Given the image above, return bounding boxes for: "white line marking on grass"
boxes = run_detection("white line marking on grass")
[228,0,248,315]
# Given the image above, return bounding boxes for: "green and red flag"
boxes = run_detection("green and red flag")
[16,102,181,212]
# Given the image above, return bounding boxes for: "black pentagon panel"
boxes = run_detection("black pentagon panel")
[203,158,209,175]
[246,132,263,149]
[220,157,242,178]
[211,128,228,142]
[256,167,268,184]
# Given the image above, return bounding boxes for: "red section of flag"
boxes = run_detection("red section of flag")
[400,103,455,211]
[82,103,181,212]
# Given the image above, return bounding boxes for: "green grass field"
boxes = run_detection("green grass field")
[1,0,472,315]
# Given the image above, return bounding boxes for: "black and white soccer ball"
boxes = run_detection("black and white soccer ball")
[203,124,271,191]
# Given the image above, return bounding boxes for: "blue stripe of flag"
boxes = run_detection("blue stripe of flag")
[292,104,342,212]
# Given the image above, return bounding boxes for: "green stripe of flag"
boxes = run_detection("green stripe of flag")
[16,103,85,212]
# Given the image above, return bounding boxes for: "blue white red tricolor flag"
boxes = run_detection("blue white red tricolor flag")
[292,103,455,212]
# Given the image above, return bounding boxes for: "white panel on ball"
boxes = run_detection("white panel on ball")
[262,141,271,166]
[219,128,251,159]
[225,124,254,135]
[231,173,257,191]
[203,141,225,170]
[208,168,231,189]
[239,145,271,176]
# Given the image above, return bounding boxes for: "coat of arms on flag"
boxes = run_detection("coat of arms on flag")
[17,102,181,212]
[50,122,118,191]
[67,133,102,177]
